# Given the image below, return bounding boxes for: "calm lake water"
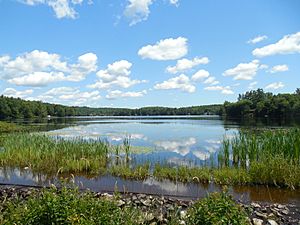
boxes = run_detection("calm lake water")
[47,116,238,166]
[1,116,300,204]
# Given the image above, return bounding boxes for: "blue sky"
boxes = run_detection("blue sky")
[0,0,300,108]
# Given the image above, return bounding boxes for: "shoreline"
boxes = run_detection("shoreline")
[0,184,299,225]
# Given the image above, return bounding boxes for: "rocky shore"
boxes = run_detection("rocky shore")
[0,185,299,225]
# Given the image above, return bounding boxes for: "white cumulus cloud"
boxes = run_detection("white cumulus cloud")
[88,60,146,90]
[252,32,300,57]
[265,82,284,90]
[166,57,209,74]
[124,0,153,26]
[247,35,268,44]
[204,86,234,95]
[154,74,195,93]
[191,69,210,82]
[223,60,266,80]
[36,86,101,106]
[203,76,219,85]
[1,88,34,98]
[106,90,147,99]
[0,50,98,86]
[21,0,91,19]
[138,37,188,60]
[270,64,289,73]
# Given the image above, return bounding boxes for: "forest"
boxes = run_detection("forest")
[1,88,299,119]
[223,88,300,118]
[0,95,222,119]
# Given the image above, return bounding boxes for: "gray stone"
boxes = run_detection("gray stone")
[255,211,268,219]
[252,218,264,225]
[180,210,187,219]
[145,213,155,221]
[141,199,152,207]
[267,219,278,225]
[251,202,261,208]
[117,200,125,207]
[281,209,289,215]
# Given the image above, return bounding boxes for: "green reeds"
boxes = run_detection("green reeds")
[109,163,150,180]
[0,133,111,175]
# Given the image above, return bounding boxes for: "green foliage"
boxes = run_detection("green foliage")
[1,186,141,225]
[0,95,222,119]
[109,164,150,180]
[218,128,300,188]
[224,88,300,118]
[0,133,110,175]
[0,122,24,133]
[153,164,210,183]
[187,191,249,225]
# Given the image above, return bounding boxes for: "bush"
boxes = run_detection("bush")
[1,186,140,225]
[187,192,249,225]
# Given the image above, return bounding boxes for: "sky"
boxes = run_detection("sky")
[0,0,300,108]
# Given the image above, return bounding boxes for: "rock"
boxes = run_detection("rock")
[157,213,164,222]
[251,202,261,208]
[281,209,289,215]
[179,221,186,225]
[150,222,156,225]
[102,193,113,199]
[141,199,152,207]
[117,200,125,207]
[180,210,187,219]
[252,218,264,225]
[276,204,285,209]
[267,219,278,225]
[255,211,268,219]
[145,213,154,222]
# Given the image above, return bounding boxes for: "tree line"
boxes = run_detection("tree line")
[223,88,300,118]
[1,88,299,119]
[0,95,222,119]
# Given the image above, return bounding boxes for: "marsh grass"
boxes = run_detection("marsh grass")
[217,128,300,188]
[109,163,150,180]
[153,164,210,183]
[0,121,24,133]
[0,133,111,175]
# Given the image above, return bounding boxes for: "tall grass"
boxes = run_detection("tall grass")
[217,128,300,188]
[219,128,300,168]
[0,133,113,175]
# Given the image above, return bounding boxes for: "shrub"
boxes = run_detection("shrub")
[187,192,249,225]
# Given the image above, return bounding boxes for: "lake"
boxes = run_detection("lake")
[1,116,300,204]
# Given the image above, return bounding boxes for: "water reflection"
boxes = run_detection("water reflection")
[46,117,236,166]
[1,168,300,204]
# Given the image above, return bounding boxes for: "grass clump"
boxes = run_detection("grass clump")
[187,191,249,225]
[109,163,150,180]
[0,121,23,133]
[153,164,210,183]
[213,168,251,185]
[0,133,111,175]
[0,186,141,225]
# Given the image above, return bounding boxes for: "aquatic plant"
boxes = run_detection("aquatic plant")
[109,163,150,180]
[0,133,111,175]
